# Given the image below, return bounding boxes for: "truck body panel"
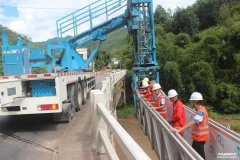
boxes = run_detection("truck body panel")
[0,71,95,116]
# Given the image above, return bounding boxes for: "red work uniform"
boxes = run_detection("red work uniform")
[154,93,167,119]
[138,88,147,94]
[146,91,153,102]
[145,83,154,102]
[144,87,151,97]
[172,100,186,136]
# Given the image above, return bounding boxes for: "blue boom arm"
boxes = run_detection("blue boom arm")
[53,0,159,110]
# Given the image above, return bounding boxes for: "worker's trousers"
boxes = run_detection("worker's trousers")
[192,140,206,159]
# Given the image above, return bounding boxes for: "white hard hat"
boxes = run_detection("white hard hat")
[142,82,149,88]
[152,83,161,90]
[168,89,178,98]
[189,92,203,101]
[143,77,149,82]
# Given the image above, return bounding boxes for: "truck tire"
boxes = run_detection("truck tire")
[69,83,81,112]
[54,103,74,122]
[81,80,87,105]
[76,82,83,111]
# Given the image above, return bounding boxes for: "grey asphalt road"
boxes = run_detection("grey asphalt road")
[0,101,108,160]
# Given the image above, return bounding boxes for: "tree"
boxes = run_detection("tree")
[218,3,231,25]
[94,50,110,70]
[228,21,240,49]
[154,5,172,32]
[230,5,240,19]
[175,33,191,48]
[154,24,165,38]
[194,0,224,30]
[156,33,182,67]
[171,7,199,36]
[199,35,222,65]
[113,45,133,70]
[161,61,183,95]
[232,53,240,83]
[216,82,240,113]
[182,61,216,103]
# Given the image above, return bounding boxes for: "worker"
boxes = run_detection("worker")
[150,83,167,119]
[141,77,149,86]
[137,81,149,95]
[141,82,149,95]
[143,82,155,102]
[143,77,149,83]
[171,92,209,159]
[167,89,186,137]
[137,77,149,94]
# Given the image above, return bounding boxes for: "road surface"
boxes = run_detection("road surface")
[0,101,108,160]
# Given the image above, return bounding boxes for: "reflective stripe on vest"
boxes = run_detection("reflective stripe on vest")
[192,106,209,141]
[192,131,209,135]
[157,110,167,114]
[193,125,208,130]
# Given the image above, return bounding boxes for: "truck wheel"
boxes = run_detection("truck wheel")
[54,103,74,122]
[76,82,82,111]
[65,103,74,122]
[69,83,81,112]
[81,81,87,105]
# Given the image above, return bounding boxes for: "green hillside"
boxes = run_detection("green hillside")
[84,27,128,52]
[35,27,128,53]
[35,35,72,51]
[0,25,39,49]
[0,25,39,75]
[0,25,27,75]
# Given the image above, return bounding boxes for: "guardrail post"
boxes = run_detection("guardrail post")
[102,77,115,147]
[103,77,112,106]
[90,90,108,154]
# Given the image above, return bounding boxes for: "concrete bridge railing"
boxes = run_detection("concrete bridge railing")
[90,70,150,160]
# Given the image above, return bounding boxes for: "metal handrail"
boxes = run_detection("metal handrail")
[97,103,150,160]
[137,93,240,160]
[91,70,150,159]
[137,94,203,160]
[56,0,127,38]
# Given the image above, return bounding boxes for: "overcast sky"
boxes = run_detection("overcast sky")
[0,0,196,42]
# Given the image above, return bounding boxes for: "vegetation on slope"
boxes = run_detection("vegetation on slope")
[154,0,240,114]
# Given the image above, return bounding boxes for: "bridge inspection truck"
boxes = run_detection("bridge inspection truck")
[1,0,239,159]
[0,32,95,122]
[0,0,158,122]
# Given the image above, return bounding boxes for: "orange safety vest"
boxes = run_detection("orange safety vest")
[147,92,153,102]
[154,94,167,119]
[192,106,209,142]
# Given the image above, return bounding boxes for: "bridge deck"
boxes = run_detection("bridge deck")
[54,71,156,159]
[55,100,108,160]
